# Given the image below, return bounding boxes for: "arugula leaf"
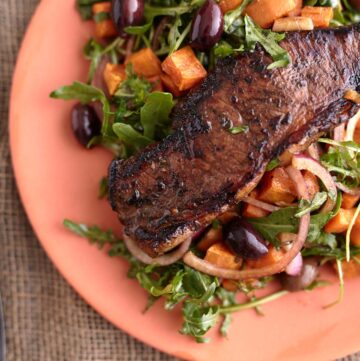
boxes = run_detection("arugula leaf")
[180,302,220,343]
[125,21,153,35]
[244,16,291,69]
[224,0,253,37]
[113,123,152,153]
[266,158,280,171]
[50,82,111,135]
[228,125,249,134]
[83,39,104,83]
[98,176,108,199]
[249,207,298,247]
[140,92,174,139]
[295,192,328,218]
[76,0,104,20]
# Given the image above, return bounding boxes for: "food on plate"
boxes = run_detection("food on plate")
[52,0,360,342]
[109,24,360,257]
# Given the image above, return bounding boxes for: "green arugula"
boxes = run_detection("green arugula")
[140,92,174,139]
[64,220,290,342]
[244,16,291,69]
[50,81,111,135]
[228,125,249,134]
[76,0,104,20]
[266,158,280,171]
[295,192,328,218]
[320,139,360,189]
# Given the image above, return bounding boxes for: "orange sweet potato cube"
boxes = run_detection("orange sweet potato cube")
[219,0,243,14]
[92,2,117,38]
[342,193,360,210]
[303,170,320,200]
[350,224,360,247]
[103,63,126,95]
[222,279,238,291]
[246,246,285,269]
[242,203,269,218]
[161,46,207,91]
[324,208,356,233]
[205,243,242,270]
[125,48,162,78]
[217,210,238,224]
[258,167,296,205]
[197,227,223,252]
[245,0,297,28]
[301,6,334,28]
[334,258,360,279]
[160,73,184,97]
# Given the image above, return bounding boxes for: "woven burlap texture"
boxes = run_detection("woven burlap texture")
[0,1,359,360]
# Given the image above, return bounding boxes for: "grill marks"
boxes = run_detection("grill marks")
[109,24,360,257]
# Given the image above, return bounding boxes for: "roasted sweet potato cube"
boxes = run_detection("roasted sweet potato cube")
[204,243,242,270]
[219,0,243,14]
[273,16,314,32]
[245,0,297,28]
[242,203,269,218]
[125,48,162,78]
[246,246,285,269]
[301,6,334,28]
[160,73,184,97]
[342,193,360,209]
[217,210,238,224]
[103,63,126,95]
[222,279,238,291]
[197,227,223,252]
[147,75,164,92]
[161,46,207,91]
[303,170,320,200]
[324,208,356,233]
[350,224,360,247]
[258,167,296,205]
[333,258,360,279]
[92,2,117,38]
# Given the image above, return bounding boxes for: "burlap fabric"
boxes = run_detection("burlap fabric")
[0,1,359,360]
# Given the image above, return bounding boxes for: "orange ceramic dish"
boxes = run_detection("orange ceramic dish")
[9,1,360,360]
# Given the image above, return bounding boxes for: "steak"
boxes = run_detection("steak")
[109,24,360,257]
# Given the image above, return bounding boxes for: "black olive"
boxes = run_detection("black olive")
[190,0,224,52]
[350,0,360,11]
[71,103,101,147]
[223,217,268,259]
[111,0,144,36]
[280,258,319,292]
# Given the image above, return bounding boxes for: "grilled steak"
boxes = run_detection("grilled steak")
[109,24,360,257]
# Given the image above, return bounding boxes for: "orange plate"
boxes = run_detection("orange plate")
[9,1,360,360]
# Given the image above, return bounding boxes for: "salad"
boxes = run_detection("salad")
[51,0,360,342]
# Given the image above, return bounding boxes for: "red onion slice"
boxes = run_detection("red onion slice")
[333,124,345,142]
[335,182,360,196]
[345,110,360,142]
[307,143,321,161]
[285,252,303,276]
[123,234,192,266]
[292,154,337,213]
[183,168,310,280]
[242,197,280,212]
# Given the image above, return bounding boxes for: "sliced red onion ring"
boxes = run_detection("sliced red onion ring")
[335,182,360,196]
[333,124,345,142]
[292,154,337,214]
[307,143,321,161]
[242,197,280,212]
[285,252,303,276]
[183,168,310,280]
[123,234,192,266]
[345,110,360,142]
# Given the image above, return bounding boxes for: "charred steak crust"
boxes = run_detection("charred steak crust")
[109,24,360,257]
